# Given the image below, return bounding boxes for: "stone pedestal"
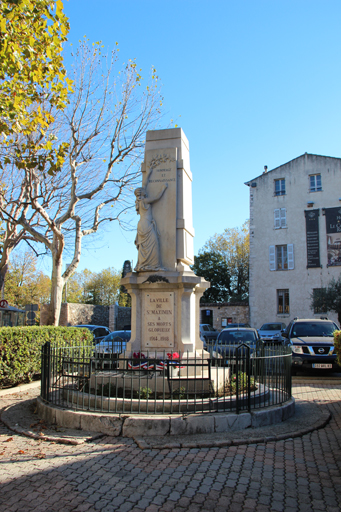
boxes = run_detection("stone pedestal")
[121,270,209,356]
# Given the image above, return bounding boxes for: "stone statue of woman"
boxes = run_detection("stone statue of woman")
[134,181,168,272]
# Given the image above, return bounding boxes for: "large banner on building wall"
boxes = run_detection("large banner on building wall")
[325,207,341,266]
[305,209,320,268]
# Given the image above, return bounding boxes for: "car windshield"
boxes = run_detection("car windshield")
[104,332,130,342]
[291,322,337,337]
[260,323,282,331]
[218,330,257,344]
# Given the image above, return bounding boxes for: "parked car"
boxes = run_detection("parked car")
[73,325,111,344]
[282,318,340,374]
[199,324,219,344]
[257,322,286,343]
[211,327,261,367]
[94,330,131,355]
[223,323,250,329]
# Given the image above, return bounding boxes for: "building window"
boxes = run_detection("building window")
[309,174,322,192]
[269,244,294,270]
[276,245,287,269]
[277,289,289,314]
[274,208,287,229]
[274,179,285,196]
[313,288,327,314]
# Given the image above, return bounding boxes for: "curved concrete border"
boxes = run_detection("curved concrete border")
[60,384,271,413]
[37,396,295,438]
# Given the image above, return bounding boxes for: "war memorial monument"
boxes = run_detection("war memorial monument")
[121,127,210,359]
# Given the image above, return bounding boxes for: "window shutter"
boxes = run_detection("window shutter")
[280,208,287,228]
[269,246,276,271]
[274,209,280,228]
[287,244,294,269]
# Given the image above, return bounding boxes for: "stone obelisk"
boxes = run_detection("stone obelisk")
[121,128,209,356]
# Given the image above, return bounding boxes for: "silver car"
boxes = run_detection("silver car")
[199,324,219,343]
[257,322,286,343]
[211,327,260,367]
[94,330,131,355]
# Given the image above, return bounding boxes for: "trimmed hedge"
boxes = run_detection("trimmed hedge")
[334,330,341,366]
[0,326,93,388]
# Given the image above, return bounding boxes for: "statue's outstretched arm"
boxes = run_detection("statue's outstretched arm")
[145,167,153,184]
[148,183,168,204]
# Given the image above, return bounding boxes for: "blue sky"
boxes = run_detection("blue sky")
[39,0,341,275]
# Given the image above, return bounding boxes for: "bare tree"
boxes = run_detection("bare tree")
[0,157,47,297]
[0,41,163,324]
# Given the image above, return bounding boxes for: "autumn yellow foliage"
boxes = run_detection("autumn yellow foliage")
[334,330,341,366]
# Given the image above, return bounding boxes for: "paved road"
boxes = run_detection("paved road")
[1,382,340,512]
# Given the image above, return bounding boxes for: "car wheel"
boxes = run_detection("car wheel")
[291,367,297,376]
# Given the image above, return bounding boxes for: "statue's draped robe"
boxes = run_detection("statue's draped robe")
[134,201,162,271]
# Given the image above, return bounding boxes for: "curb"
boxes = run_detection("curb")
[36,397,296,438]
[0,399,105,446]
[292,377,341,384]
[0,380,41,397]
[133,410,332,450]
[0,400,332,449]
[0,385,333,449]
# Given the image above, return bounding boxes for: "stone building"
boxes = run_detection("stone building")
[245,153,341,328]
[199,302,249,331]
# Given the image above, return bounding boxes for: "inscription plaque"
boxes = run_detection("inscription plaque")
[305,209,320,268]
[143,291,174,348]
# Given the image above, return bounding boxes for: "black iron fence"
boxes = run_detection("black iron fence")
[40,342,292,415]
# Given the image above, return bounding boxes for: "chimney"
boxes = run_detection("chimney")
[263,165,268,174]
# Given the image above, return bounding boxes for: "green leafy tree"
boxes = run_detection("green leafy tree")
[84,268,121,306]
[191,252,231,303]
[118,260,131,307]
[200,220,249,301]
[63,270,85,303]
[66,267,121,306]
[0,0,71,296]
[4,250,51,307]
[0,0,71,144]
[311,276,341,324]
[118,289,132,307]
[65,269,95,304]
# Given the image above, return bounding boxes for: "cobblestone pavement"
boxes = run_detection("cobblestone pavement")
[0,382,340,512]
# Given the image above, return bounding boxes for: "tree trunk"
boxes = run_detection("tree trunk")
[0,264,8,299]
[47,238,65,325]
[48,255,64,325]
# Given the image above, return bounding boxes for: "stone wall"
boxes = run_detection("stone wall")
[40,303,131,330]
[40,304,50,326]
[108,305,131,331]
[200,302,249,331]
[41,303,109,327]
[117,306,131,330]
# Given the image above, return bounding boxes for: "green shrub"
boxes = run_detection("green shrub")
[138,386,152,399]
[172,386,186,399]
[334,330,341,366]
[0,326,93,388]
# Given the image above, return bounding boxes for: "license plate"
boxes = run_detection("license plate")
[312,364,332,369]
